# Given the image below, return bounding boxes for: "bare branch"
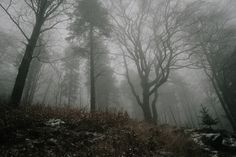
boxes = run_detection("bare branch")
[0,2,29,41]
[40,18,69,33]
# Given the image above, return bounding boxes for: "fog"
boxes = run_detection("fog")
[0,0,236,132]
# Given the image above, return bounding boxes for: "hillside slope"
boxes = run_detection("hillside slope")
[0,105,215,157]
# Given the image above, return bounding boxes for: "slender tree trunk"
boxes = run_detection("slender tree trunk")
[59,76,63,106]
[28,67,42,104]
[90,25,96,112]
[28,79,37,104]
[68,69,73,106]
[10,22,42,107]
[168,105,177,126]
[42,76,53,105]
[79,87,82,107]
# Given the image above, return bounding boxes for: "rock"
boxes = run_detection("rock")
[202,133,223,149]
[45,119,65,127]
[222,137,236,152]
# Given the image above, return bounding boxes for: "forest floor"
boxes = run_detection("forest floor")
[0,105,235,157]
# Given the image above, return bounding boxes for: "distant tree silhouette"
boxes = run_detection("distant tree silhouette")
[68,0,111,112]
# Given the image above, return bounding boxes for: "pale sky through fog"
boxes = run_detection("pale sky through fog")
[0,0,235,82]
[0,0,235,83]
[0,0,235,51]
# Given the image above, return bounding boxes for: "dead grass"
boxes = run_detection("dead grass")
[0,105,208,157]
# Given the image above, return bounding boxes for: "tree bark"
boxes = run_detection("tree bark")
[142,86,152,122]
[10,22,42,106]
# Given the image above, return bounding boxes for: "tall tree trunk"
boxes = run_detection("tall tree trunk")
[10,22,42,106]
[90,25,96,112]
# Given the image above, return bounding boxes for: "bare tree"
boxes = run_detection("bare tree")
[183,1,236,131]
[0,0,67,106]
[112,0,193,122]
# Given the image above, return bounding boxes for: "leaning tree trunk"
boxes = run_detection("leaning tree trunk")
[212,75,236,131]
[206,54,236,131]
[221,86,236,131]
[89,25,96,112]
[11,55,32,106]
[10,21,42,106]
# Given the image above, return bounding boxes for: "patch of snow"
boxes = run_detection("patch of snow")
[210,151,218,157]
[189,132,222,156]
[222,137,236,148]
[191,133,205,146]
[204,133,220,139]
[188,131,236,157]
[45,119,65,127]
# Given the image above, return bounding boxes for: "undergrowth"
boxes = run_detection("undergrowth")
[0,105,207,157]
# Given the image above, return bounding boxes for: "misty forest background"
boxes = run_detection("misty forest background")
[0,0,236,132]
